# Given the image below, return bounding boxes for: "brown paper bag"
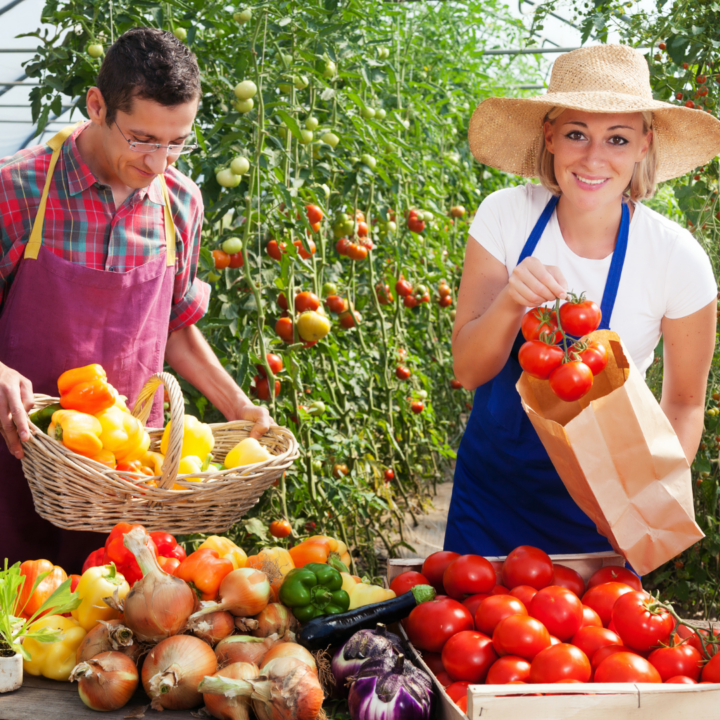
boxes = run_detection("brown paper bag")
[516,330,703,576]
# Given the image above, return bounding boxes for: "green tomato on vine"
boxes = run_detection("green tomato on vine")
[321,132,340,148]
[230,156,250,175]
[216,169,241,188]
[173,27,187,42]
[87,44,104,58]
[233,8,251,23]
[234,98,254,113]
[222,237,243,254]
[234,80,257,101]
[304,116,319,131]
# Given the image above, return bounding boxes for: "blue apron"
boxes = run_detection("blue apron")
[444,195,630,556]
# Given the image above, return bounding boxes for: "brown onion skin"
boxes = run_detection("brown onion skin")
[123,527,196,643]
[142,635,217,710]
[203,662,259,720]
[259,642,317,674]
[253,657,324,720]
[76,620,142,664]
[72,651,139,712]
[215,635,280,667]
[220,568,271,617]
[191,611,235,646]
[252,603,298,639]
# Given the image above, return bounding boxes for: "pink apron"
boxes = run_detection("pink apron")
[0,124,178,572]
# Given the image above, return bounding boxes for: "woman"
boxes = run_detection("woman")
[445,44,720,557]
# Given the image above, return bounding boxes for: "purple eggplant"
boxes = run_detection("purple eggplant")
[332,624,404,689]
[348,653,434,720]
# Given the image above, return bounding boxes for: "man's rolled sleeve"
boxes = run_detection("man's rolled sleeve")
[169,275,210,332]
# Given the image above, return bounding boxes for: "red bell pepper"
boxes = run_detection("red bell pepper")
[149,531,187,563]
[174,548,234,601]
[158,556,182,574]
[82,548,106,574]
[103,523,159,585]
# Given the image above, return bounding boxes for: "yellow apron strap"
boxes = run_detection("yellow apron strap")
[158,174,176,267]
[24,123,82,261]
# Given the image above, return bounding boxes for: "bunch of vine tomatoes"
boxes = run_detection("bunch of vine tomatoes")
[518,294,607,402]
[392,545,718,713]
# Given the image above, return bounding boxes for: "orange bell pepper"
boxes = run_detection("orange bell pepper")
[158,556,182,574]
[16,560,68,619]
[48,409,103,457]
[246,547,295,602]
[174,548,234,601]
[289,535,351,571]
[116,460,154,476]
[58,364,116,415]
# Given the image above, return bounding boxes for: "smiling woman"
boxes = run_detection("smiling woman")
[445,44,720,557]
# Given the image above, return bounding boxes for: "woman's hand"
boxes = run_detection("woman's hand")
[0,362,34,459]
[507,257,568,308]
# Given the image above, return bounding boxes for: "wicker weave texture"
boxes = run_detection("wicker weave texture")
[20,373,299,534]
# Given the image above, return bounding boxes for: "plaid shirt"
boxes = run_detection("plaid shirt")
[0,122,209,332]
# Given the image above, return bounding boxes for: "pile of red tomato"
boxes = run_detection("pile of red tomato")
[518,295,608,402]
[389,546,720,714]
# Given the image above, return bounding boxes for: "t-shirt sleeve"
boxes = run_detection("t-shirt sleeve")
[664,231,717,319]
[467,189,512,265]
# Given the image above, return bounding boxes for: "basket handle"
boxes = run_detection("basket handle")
[131,372,184,491]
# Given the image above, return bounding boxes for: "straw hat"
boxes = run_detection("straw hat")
[468,44,720,182]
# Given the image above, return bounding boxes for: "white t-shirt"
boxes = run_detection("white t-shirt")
[469,183,717,376]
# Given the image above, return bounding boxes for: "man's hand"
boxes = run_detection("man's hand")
[0,363,34,459]
[234,402,275,440]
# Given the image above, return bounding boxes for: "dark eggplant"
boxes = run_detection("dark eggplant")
[297,584,435,651]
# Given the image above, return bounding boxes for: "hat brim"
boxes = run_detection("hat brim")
[468,94,720,182]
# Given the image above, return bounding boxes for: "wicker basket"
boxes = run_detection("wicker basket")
[20,372,299,534]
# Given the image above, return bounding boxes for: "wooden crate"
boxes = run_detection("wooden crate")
[388,553,720,720]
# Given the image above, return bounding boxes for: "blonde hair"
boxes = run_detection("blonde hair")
[535,107,657,201]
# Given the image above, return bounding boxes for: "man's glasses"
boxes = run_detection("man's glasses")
[114,120,199,156]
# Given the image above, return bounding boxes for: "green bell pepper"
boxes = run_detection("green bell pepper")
[279,562,350,622]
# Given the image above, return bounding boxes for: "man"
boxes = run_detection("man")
[0,27,271,570]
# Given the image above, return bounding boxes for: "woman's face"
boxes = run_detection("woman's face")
[543,109,652,210]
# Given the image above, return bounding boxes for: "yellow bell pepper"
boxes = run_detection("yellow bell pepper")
[172,455,204,490]
[23,615,87,681]
[198,536,247,569]
[160,415,214,459]
[47,409,103,457]
[224,437,271,468]
[141,451,165,476]
[341,572,359,597]
[96,405,150,463]
[71,563,130,632]
[89,448,117,469]
[348,583,396,610]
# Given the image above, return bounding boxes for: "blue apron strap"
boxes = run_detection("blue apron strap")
[598,201,630,330]
[518,195,560,264]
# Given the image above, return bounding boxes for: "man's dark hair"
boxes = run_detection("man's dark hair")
[96,27,201,124]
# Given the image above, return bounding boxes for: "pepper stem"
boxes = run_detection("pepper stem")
[410,584,436,605]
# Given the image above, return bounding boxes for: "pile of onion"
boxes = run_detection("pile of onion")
[70,651,139,712]
[252,603,298,639]
[188,610,235,646]
[122,526,196,643]
[260,642,317,675]
[199,656,324,720]
[75,619,142,664]
[215,634,282,667]
[203,662,259,720]
[191,568,271,621]
[142,634,217,710]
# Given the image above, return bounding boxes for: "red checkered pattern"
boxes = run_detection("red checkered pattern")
[0,122,209,332]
